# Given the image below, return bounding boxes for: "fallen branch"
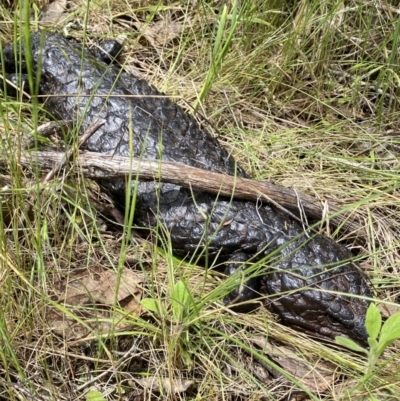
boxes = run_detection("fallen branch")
[19,150,365,236]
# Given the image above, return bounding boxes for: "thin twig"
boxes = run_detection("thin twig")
[0,73,31,99]
[24,120,72,150]
[41,119,106,184]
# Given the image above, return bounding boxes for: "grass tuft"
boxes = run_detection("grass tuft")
[0,0,399,400]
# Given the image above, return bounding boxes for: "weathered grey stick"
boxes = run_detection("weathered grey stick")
[17,150,365,236]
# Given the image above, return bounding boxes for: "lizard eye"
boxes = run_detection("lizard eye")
[326,313,342,327]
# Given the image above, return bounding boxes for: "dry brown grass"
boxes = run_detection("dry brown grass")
[0,0,400,400]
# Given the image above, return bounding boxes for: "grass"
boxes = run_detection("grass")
[0,0,400,400]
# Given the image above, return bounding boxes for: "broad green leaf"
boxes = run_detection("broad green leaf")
[141,298,162,314]
[171,280,190,321]
[366,303,382,340]
[335,336,368,354]
[377,311,400,351]
[86,390,106,401]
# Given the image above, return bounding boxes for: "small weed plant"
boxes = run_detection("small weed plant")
[336,303,400,398]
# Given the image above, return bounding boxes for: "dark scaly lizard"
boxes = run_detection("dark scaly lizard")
[1,31,372,345]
